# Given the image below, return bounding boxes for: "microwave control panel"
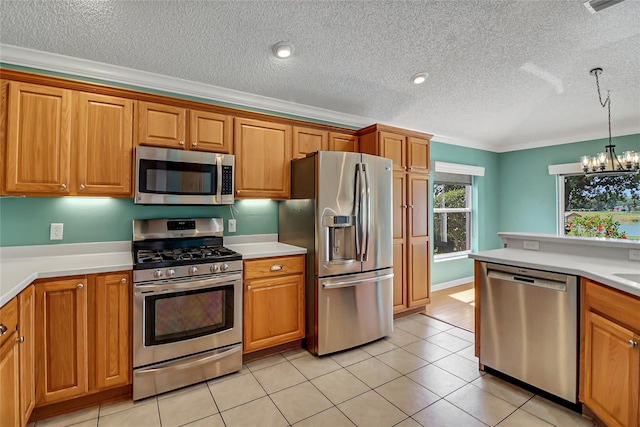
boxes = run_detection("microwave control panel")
[222,166,233,195]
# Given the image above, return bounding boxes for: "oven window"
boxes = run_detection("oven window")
[145,285,234,346]
[139,160,216,195]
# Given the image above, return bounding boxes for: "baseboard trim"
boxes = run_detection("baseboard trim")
[431,276,474,292]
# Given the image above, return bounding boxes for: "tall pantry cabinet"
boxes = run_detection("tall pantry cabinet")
[358,124,431,315]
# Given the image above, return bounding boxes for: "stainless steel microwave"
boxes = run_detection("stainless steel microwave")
[135,146,234,205]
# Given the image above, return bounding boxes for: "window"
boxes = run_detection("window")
[433,172,472,258]
[560,174,640,240]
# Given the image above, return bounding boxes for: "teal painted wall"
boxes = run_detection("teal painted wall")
[497,133,640,234]
[429,141,501,285]
[0,198,277,246]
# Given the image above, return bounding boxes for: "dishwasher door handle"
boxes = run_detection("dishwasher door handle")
[487,270,567,292]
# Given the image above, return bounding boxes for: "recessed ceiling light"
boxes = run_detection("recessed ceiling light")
[583,0,626,13]
[273,42,293,59]
[411,72,428,84]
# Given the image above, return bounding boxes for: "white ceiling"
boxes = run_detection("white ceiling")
[1,0,639,152]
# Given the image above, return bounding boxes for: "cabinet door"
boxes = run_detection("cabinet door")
[18,285,35,425]
[582,310,639,427]
[293,126,328,159]
[0,332,20,427]
[74,92,134,196]
[408,174,430,306]
[243,274,305,353]
[328,132,358,152]
[392,172,407,312]
[35,278,88,404]
[189,110,232,153]
[379,131,406,171]
[94,272,131,390]
[137,101,187,149]
[407,137,430,174]
[234,118,291,199]
[5,81,72,194]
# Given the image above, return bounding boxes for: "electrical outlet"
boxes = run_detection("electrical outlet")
[630,249,640,261]
[523,240,540,250]
[228,219,237,233]
[50,223,64,240]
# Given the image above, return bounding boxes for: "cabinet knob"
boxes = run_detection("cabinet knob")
[402,166,407,171]
[77,283,84,289]
[402,204,408,209]
[629,340,639,348]
[16,336,24,344]
[79,184,86,190]
[247,285,252,290]
[179,140,185,146]
[236,190,240,194]
[121,278,127,284]
[270,265,283,271]
[60,183,67,190]
[192,142,198,147]
[0,324,7,336]
[408,205,414,208]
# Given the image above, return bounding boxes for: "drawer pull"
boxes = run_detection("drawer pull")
[629,340,638,348]
[0,324,7,336]
[270,265,283,271]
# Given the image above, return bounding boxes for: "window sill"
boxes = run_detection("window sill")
[433,251,471,263]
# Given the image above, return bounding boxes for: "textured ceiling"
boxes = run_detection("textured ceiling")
[1,0,639,151]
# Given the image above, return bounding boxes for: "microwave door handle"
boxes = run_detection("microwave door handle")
[354,164,362,260]
[216,154,223,203]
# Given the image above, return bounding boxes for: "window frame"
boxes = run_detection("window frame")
[433,181,473,260]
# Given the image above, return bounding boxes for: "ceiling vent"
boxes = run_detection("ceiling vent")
[583,0,626,13]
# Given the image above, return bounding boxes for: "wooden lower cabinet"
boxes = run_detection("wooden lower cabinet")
[243,255,305,353]
[34,271,132,407]
[580,279,640,427]
[18,285,35,425]
[1,297,20,427]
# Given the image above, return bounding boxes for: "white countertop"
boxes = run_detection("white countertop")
[469,233,640,297]
[0,242,133,307]
[0,236,306,307]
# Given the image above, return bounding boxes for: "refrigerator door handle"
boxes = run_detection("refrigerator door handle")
[354,163,365,261]
[322,273,395,289]
[362,163,371,262]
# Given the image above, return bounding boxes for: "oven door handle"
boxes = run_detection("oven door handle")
[135,345,241,375]
[134,274,241,294]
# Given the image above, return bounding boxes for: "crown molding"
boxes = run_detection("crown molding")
[0,44,376,129]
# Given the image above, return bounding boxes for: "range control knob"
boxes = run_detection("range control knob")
[153,270,163,278]
[221,263,229,271]
[166,269,176,278]
[189,266,199,275]
[210,264,220,272]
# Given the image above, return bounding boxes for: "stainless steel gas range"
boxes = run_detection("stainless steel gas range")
[132,218,242,400]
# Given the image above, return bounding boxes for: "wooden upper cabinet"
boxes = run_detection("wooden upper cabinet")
[137,101,187,149]
[35,278,89,405]
[5,81,72,194]
[137,101,232,153]
[234,117,292,199]
[73,92,134,196]
[189,110,232,153]
[407,137,430,173]
[329,132,358,152]
[293,126,328,159]
[379,131,406,171]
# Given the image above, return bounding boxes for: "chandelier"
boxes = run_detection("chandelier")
[580,68,639,174]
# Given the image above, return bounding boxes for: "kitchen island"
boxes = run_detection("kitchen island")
[470,232,640,427]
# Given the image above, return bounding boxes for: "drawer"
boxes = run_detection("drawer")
[0,297,18,348]
[244,255,304,280]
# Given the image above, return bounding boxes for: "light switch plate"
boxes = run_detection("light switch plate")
[50,223,64,240]
[630,249,640,261]
[228,219,236,233]
[523,240,540,250]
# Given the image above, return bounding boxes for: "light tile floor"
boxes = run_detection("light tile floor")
[30,314,594,427]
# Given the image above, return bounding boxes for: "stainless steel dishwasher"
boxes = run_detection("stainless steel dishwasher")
[480,262,578,403]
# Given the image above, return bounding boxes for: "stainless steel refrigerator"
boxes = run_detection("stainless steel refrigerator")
[279,151,394,355]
